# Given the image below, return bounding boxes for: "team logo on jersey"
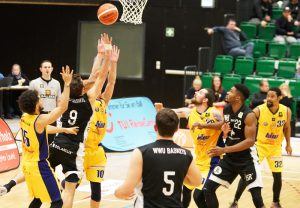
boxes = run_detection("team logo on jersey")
[238,112,243,118]
[244,173,253,182]
[272,118,275,121]
[279,112,283,117]
[263,122,268,126]
[213,166,222,175]
[95,107,99,112]
[40,84,44,88]
[224,115,230,122]
[205,113,210,117]
[45,89,51,96]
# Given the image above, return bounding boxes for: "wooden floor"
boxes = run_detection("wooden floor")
[1,151,300,208]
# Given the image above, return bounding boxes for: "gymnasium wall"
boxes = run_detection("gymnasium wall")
[0,0,236,107]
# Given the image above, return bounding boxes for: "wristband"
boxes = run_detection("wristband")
[104,44,112,50]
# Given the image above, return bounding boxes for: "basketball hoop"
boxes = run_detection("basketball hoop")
[119,0,148,25]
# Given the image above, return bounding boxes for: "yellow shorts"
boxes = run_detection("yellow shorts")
[22,160,61,203]
[257,143,283,172]
[84,147,107,183]
[184,165,210,190]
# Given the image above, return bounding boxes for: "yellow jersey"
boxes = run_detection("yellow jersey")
[85,99,107,149]
[257,103,287,146]
[20,113,49,162]
[188,107,222,168]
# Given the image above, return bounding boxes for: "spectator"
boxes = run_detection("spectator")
[274,7,298,43]
[250,0,273,27]
[4,64,30,118]
[250,79,269,109]
[207,19,254,57]
[287,0,300,26]
[211,75,226,105]
[185,76,202,106]
[279,82,293,108]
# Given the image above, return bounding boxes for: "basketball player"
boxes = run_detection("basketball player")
[83,45,119,208]
[115,108,202,207]
[17,66,73,208]
[229,87,292,208]
[48,34,113,208]
[181,88,224,208]
[204,84,265,208]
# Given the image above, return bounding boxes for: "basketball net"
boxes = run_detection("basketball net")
[119,0,148,25]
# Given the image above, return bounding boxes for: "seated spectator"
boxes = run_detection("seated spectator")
[4,64,30,118]
[250,79,269,109]
[279,82,293,108]
[288,0,300,26]
[250,0,273,27]
[274,7,298,43]
[185,76,202,106]
[207,19,254,57]
[211,75,227,106]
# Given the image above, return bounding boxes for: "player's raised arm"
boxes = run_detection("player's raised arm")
[36,66,73,132]
[115,148,143,200]
[47,125,79,135]
[101,45,119,103]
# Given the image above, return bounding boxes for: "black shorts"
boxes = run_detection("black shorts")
[48,134,84,182]
[208,156,263,190]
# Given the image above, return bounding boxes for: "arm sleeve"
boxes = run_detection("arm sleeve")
[213,26,226,33]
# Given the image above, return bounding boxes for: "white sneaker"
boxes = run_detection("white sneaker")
[0,186,8,196]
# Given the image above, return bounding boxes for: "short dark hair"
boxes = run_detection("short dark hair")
[205,88,215,107]
[156,108,179,137]
[40,60,52,67]
[269,87,282,97]
[234,84,250,100]
[226,18,236,25]
[18,90,39,114]
[70,74,84,98]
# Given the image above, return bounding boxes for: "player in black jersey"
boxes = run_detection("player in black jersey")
[115,108,202,208]
[48,34,113,208]
[204,84,265,208]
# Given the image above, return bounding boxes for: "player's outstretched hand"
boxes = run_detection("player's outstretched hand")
[286,145,292,156]
[65,127,79,135]
[221,122,231,138]
[97,36,105,54]
[207,146,225,157]
[111,45,120,63]
[61,65,73,86]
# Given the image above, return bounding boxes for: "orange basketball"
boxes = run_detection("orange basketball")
[97,3,119,25]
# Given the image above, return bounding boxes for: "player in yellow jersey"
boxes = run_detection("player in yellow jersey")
[230,87,292,208]
[175,88,224,208]
[83,45,119,208]
[15,67,73,208]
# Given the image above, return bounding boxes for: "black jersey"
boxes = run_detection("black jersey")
[223,104,255,163]
[135,140,193,208]
[56,94,93,143]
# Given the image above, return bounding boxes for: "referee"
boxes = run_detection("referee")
[29,60,61,143]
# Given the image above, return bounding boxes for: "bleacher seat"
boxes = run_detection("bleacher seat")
[256,58,275,77]
[244,76,263,94]
[268,78,285,88]
[290,43,300,60]
[222,74,242,92]
[234,56,254,77]
[240,22,257,39]
[269,42,287,59]
[213,55,233,75]
[277,60,297,79]
[272,8,282,20]
[251,39,266,58]
[258,24,275,41]
[289,80,300,97]
[201,73,213,88]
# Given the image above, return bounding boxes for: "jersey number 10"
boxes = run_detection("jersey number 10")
[162,171,175,196]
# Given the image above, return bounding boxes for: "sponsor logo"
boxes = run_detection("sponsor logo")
[265,133,278,139]
[197,134,210,140]
[95,107,99,112]
[224,115,230,122]
[238,112,243,118]
[213,166,222,175]
[272,118,275,121]
[245,173,253,181]
[40,84,44,88]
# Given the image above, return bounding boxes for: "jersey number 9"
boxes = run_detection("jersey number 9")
[68,110,78,125]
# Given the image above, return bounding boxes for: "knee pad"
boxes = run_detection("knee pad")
[50,199,63,208]
[90,182,101,202]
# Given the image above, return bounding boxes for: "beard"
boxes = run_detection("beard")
[39,106,44,113]
[267,101,273,108]
[191,97,202,105]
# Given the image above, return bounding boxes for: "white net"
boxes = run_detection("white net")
[119,0,148,25]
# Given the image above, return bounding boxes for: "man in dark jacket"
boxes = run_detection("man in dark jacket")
[250,0,273,27]
[207,19,254,57]
[287,0,300,26]
[250,79,269,109]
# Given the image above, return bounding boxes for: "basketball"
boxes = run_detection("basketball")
[97,3,119,25]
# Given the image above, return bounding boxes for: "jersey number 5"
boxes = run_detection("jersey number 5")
[162,171,175,196]
[68,110,78,125]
